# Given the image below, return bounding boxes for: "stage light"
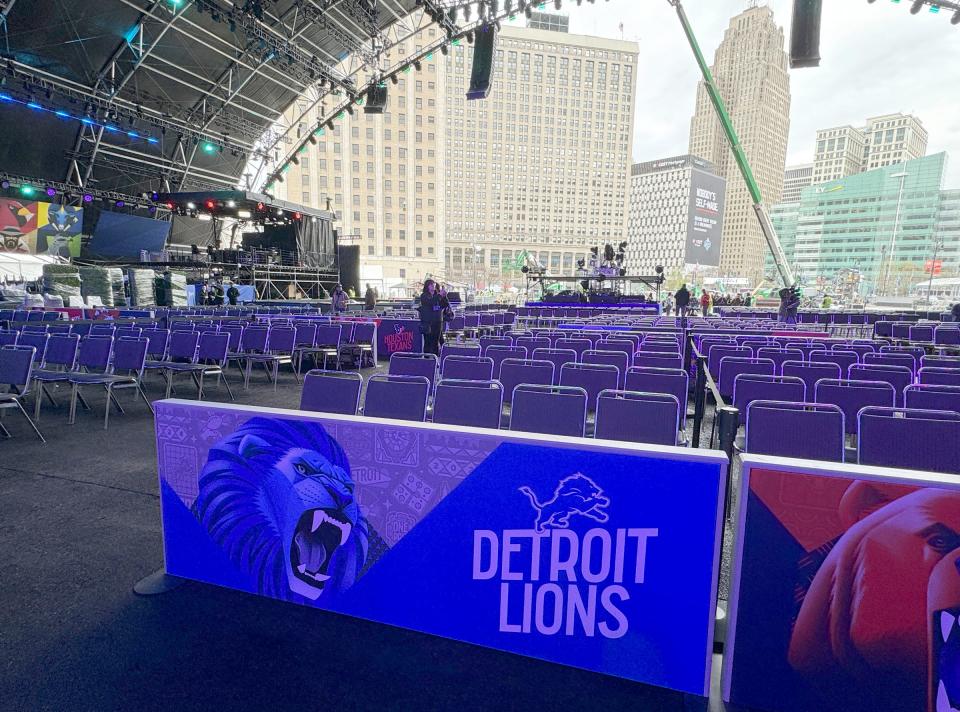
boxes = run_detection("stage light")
[186,202,196,209]
[27,101,42,110]
[19,184,35,197]
[0,93,12,102]
[105,125,119,133]
[655,265,664,275]
[201,141,217,154]
[83,193,93,203]
[256,202,266,211]
[55,110,70,118]
[146,136,159,144]
[197,214,212,222]
[293,211,302,220]
[910,0,923,13]
[226,200,236,208]
[115,200,125,208]
[148,206,156,215]
[275,208,283,216]
[45,187,56,198]
[238,210,252,219]
[0,180,9,189]
[165,201,175,210]
[414,60,422,71]
[952,9,960,23]
[127,130,139,138]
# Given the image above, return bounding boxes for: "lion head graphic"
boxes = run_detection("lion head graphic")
[193,417,371,602]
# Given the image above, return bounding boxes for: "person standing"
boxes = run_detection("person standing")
[700,290,710,317]
[364,283,377,311]
[662,294,674,316]
[226,283,240,306]
[331,283,349,314]
[744,293,753,307]
[675,284,691,317]
[418,279,449,356]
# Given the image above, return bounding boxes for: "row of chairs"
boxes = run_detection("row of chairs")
[299,370,683,445]
[744,401,960,473]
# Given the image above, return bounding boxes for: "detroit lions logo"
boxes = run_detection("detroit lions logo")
[518,474,610,532]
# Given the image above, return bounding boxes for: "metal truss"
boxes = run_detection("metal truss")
[0,171,172,214]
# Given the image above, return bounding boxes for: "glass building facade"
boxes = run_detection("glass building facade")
[770,153,957,295]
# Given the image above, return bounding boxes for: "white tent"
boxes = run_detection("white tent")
[0,253,65,283]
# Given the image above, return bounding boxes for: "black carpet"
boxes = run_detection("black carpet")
[0,368,731,712]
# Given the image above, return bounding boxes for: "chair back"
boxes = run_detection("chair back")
[479,336,511,355]
[498,359,555,405]
[756,348,804,376]
[783,342,827,360]
[351,322,376,344]
[0,330,16,347]
[733,374,805,416]
[595,390,680,446]
[814,378,896,435]
[17,332,48,363]
[849,363,913,406]
[43,334,80,370]
[389,352,438,391]
[921,355,960,370]
[267,326,297,354]
[144,329,170,359]
[554,338,592,361]
[582,349,630,388]
[625,366,689,425]
[510,384,587,437]
[90,324,116,337]
[168,330,201,362]
[219,324,244,352]
[314,324,343,348]
[76,336,114,372]
[113,337,149,376]
[300,370,362,415]
[718,357,776,398]
[439,343,481,369]
[441,355,494,382]
[640,342,681,355]
[294,323,318,348]
[904,384,960,415]
[115,327,143,340]
[707,345,751,378]
[485,345,527,379]
[432,380,503,430]
[0,345,35,391]
[745,401,845,462]
[198,332,230,365]
[864,352,916,374]
[858,407,960,474]
[810,349,858,373]
[782,360,843,401]
[559,362,619,412]
[919,367,960,388]
[515,336,551,354]
[531,348,577,385]
[934,327,960,346]
[600,338,637,360]
[363,374,430,422]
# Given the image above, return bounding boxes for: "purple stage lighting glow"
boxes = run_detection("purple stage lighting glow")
[45,187,56,197]
[82,194,93,203]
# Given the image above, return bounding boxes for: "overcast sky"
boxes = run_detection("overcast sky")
[526,0,960,186]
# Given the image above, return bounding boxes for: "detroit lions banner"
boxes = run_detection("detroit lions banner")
[156,401,727,696]
[723,455,960,712]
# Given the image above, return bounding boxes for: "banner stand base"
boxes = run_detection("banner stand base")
[713,602,728,654]
[133,569,184,596]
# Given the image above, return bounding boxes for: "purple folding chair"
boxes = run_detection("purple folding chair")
[363,374,429,422]
[515,337,550,354]
[718,357,775,398]
[625,366,689,427]
[31,334,81,419]
[559,362,619,413]
[810,349,858,374]
[582,349,629,389]
[904,384,960,415]
[266,326,298,383]
[485,345,527,379]
[857,407,960,474]
[441,355,494,381]
[594,390,680,446]
[340,322,376,368]
[640,342,681,355]
[68,338,151,428]
[783,360,842,401]
[921,355,960,370]
[510,384,587,437]
[908,325,935,343]
[849,364,913,407]
[784,342,827,360]
[0,345,44,441]
[440,343,481,370]
[16,332,48,364]
[707,345,751,380]
[499,358,554,405]
[633,352,683,371]
[814,378,896,436]
[919,367,960,387]
[300,370,362,415]
[239,327,282,388]
[165,332,234,401]
[90,324,115,338]
[390,351,438,392]
[732,374,805,421]
[143,329,170,360]
[745,401,845,462]
[479,335,511,355]
[303,324,343,371]
[555,338,592,362]
[432,379,503,430]
[532,348,577,386]
[865,352,916,374]
[598,338,636,362]
[934,327,960,346]
[840,343,875,361]
[0,330,17,348]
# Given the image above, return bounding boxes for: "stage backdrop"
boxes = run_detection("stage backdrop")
[156,401,728,697]
[0,198,82,256]
[723,454,960,712]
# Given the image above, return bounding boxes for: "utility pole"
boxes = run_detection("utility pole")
[667,0,796,289]
[927,238,944,304]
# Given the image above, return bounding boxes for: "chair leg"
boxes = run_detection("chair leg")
[108,389,125,414]
[197,371,205,401]
[104,384,113,430]
[0,418,10,438]
[244,358,252,389]
[16,400,45,442]
[34,383,42,421]
[138,385,154,414]
[165,370,174,399]
[68,384,79,425]
[273,361,279,391]
[222,372,235,401]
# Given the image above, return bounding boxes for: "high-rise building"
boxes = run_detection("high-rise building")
[444,23,638,287]
[782,164,813,204]
[862,113,928,171]
[812,126,865,183]
[277,17,637,290]
[688,5,791,283]
[785,153,957,294]
[625,155,725,277]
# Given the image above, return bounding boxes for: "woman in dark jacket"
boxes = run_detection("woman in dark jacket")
[418,279,449,356]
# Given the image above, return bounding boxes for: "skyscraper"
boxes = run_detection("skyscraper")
[812,113,926,183]
[781,164,813,204]
[688,4,791,283]
[812,126,866,183]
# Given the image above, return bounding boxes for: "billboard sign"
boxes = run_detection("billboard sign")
[724,455,960,712]
[157,401,727,696]
[685,169,726,267]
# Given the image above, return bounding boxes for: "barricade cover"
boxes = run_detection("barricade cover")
[155,400,727,696]
[723,454,960,712]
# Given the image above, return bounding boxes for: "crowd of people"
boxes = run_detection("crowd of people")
[662,285,753,316]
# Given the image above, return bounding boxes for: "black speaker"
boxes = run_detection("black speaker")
[790,0,823,69]
[364,84,388,114]
[337,244,360,297]
[467,26,497,100]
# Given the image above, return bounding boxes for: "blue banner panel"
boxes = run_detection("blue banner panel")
[156,401,727,696]
[89,211,171,258]
[724,455,960,712]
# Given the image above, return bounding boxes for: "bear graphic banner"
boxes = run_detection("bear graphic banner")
[723,455,960,712]
[156,400,727,697]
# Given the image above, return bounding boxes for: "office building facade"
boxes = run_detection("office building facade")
[781,164,813,204]
[812,127,865,183]
[812,113,927,184]
[625,155,725,276]
[443,23,638,287]
[688,5,791,284]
